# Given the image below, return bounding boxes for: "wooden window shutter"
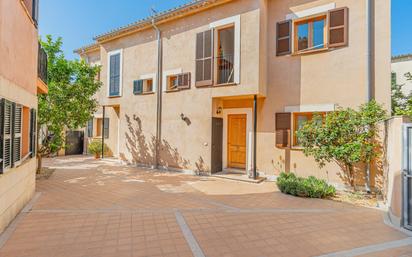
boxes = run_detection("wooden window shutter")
[103,118,109,139]
[133,80,143,95]
[328,7,348,48]
[275,113,291,148]
[86,119,93,138]
[30,109,37,158]
[1,100,12,171]
[195,30,213,86]
[109,54,120,96]
[0,99,3,173]
[276,20,292,56]
[12,104,22,165]
[177,73,191,89]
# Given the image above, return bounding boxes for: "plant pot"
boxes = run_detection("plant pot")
[94,153,100,159]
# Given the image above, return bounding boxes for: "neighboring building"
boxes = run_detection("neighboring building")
[392,54,412,96]
[75,0,391,187]
[0,0,47,233]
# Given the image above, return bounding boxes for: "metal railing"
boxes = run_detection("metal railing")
[217,54,234,85]
[38,43,48,84]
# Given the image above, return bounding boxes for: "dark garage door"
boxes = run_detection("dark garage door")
[65,131,84,155]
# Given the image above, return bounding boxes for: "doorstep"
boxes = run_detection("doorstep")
[211,169,267,184]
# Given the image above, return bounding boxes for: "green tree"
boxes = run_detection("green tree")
[394,72,412,117]
[391,72,406,115]
[296,100,387,188]
[37,35,101,171]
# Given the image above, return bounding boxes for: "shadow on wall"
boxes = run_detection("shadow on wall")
[123,114,198,171]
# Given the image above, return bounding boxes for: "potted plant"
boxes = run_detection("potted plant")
[88,140,109,159]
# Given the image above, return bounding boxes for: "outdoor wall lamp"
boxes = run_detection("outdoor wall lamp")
[180,113,191,126]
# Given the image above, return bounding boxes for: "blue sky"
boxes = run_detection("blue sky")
[39,0,412,60]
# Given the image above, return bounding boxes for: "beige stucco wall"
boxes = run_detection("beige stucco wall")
[0,0,38,95]
[0,159,36,234]
[0,0,39,234]
[384,116,411,226]
[82,0,391,187]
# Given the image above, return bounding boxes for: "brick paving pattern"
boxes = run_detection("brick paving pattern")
[0,156,409,257]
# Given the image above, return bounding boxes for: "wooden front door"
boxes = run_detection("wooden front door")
[227,114,247,169]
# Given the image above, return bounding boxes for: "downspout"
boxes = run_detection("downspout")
[102,106,105,159]
[252,95,258,180]
[365,0,374,193]
[152,18,163,169]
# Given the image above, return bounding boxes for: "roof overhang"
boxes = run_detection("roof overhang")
[74,0,233,54]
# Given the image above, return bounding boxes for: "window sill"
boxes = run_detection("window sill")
[292,47,329,56]
[214,82,237,87]
[135,91,155,95]
[165,89,180,93]
[108,95,121,98]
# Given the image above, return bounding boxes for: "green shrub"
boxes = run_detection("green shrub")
[88,140,109,158]
[277,172,336,198]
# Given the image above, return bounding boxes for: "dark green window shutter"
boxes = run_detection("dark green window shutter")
[30,109,37,158]
[133,80,144,95]
[87,119,93,137]
[109,53,121,96]
[0,99,3,173]
[103,118,109,139]
[12,104,22,165]
[1,99,13,171]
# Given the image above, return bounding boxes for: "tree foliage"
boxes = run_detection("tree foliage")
[391,72,406,115]
[296,100,387,187]
[38,35,101,160]
[393,72,412,117]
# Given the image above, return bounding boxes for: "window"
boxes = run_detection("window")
[166,73,191,92]
[294,16,326,52]
[216,26,235,85]
[0,100,35,173]
[275,113,291,148]
[29,109,36,157]
[87,119,93,137]
[167,75,179,91]
[195,30,213,86]
[134,79,153,95]
[293,112,326,146]
[96,118,109,139]
[108,50,122,97]
[21,0,39,26]
[392,72,397,85]
[276,7,348,55]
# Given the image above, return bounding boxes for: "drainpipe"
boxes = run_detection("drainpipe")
[252,95,258,180]
[102,106,105,159]
[152,18,163,169]
[365,0,374,193]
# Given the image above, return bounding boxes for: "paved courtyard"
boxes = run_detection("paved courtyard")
[0,156,411,257]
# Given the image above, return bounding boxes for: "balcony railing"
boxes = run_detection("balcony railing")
[38,44,47,84]
[217,54,234,85]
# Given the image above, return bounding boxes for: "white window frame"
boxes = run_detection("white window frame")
[107,49,123,97]
[210,15,241,85]
[163,68,183,92]
[139,73,157,93]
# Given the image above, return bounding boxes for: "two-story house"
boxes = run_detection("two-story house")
[76,0,390,187]
[0,0,47,233]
